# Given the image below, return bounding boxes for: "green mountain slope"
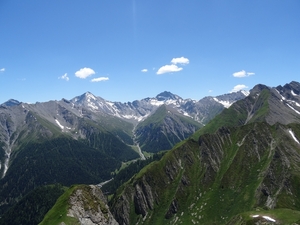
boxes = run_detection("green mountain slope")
[110,122,300,225]
[0,184,66,225]
[0,103,139,215]
[136,105,202,153]
[193,83,300,140]
[0,136,130,215]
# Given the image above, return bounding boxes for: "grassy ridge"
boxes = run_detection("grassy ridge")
[111,122,300,225]
[39,185,80,225]
[192,89,271,140]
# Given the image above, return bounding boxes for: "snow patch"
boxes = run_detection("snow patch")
[262,216,276,222]
[213,98,232,108]
[106,101,114,107]
[86,92,96,101]
[183,111,193,118]
[87,102,99,110]
[275,89,286,100]
[287,99,300,107]
[55,119,64,130]
[150,99,164,106]
[241,90,250,96]
[286,103,300,115]
[165,99,181,107]
[289,129,300,144]
[291,90,298,96]
[251,215,276,222]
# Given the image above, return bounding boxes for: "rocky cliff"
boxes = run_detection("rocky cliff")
[40,185,118,225]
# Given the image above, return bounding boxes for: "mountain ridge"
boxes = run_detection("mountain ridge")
[2,81,299,224]
[109,81,300,225]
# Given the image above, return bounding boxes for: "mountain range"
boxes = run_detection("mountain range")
[1,81,300,224]
[109,81,300,225]
[0,90,248,177]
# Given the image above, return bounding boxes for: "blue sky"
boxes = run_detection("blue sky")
[0,0,299,104]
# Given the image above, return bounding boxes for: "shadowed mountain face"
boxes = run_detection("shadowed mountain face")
[135,105,202,153]
[110,81,300,225]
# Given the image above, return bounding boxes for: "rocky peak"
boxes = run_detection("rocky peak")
[1,99,21,107]
[72,92,98,103]
[156,91,180,101]
[250,84,270,95]
[277,81,300,97]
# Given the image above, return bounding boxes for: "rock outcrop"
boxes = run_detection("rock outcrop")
[67,185,118,225]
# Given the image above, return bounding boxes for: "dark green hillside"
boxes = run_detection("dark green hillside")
[75,117,139,161]
[0,184,66,225]
[0,137,121,215]
[111,122,300,225]
[80,130,139,161]
[92,113,135,145]
[102,152,165,195]
[0,143,5,176]
[136,105,202,153]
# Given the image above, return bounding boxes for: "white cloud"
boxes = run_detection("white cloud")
[91,77,109,82]
[75,67,95,79]
[59,73,69,81]
[230,84,248,93]
[141,69,148,72]
[156,64,183,75]
[171,57,189,65]
[233,70,255,78]
[0,68,5,72]
[156,56,189,75]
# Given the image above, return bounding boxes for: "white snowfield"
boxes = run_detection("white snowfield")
[213,98,232,108]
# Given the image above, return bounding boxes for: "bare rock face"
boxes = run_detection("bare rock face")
[67,185,118,225]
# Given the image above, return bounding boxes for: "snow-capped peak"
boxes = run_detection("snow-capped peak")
[84,92,97,101]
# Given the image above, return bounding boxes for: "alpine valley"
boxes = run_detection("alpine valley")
[1,81,300,225]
